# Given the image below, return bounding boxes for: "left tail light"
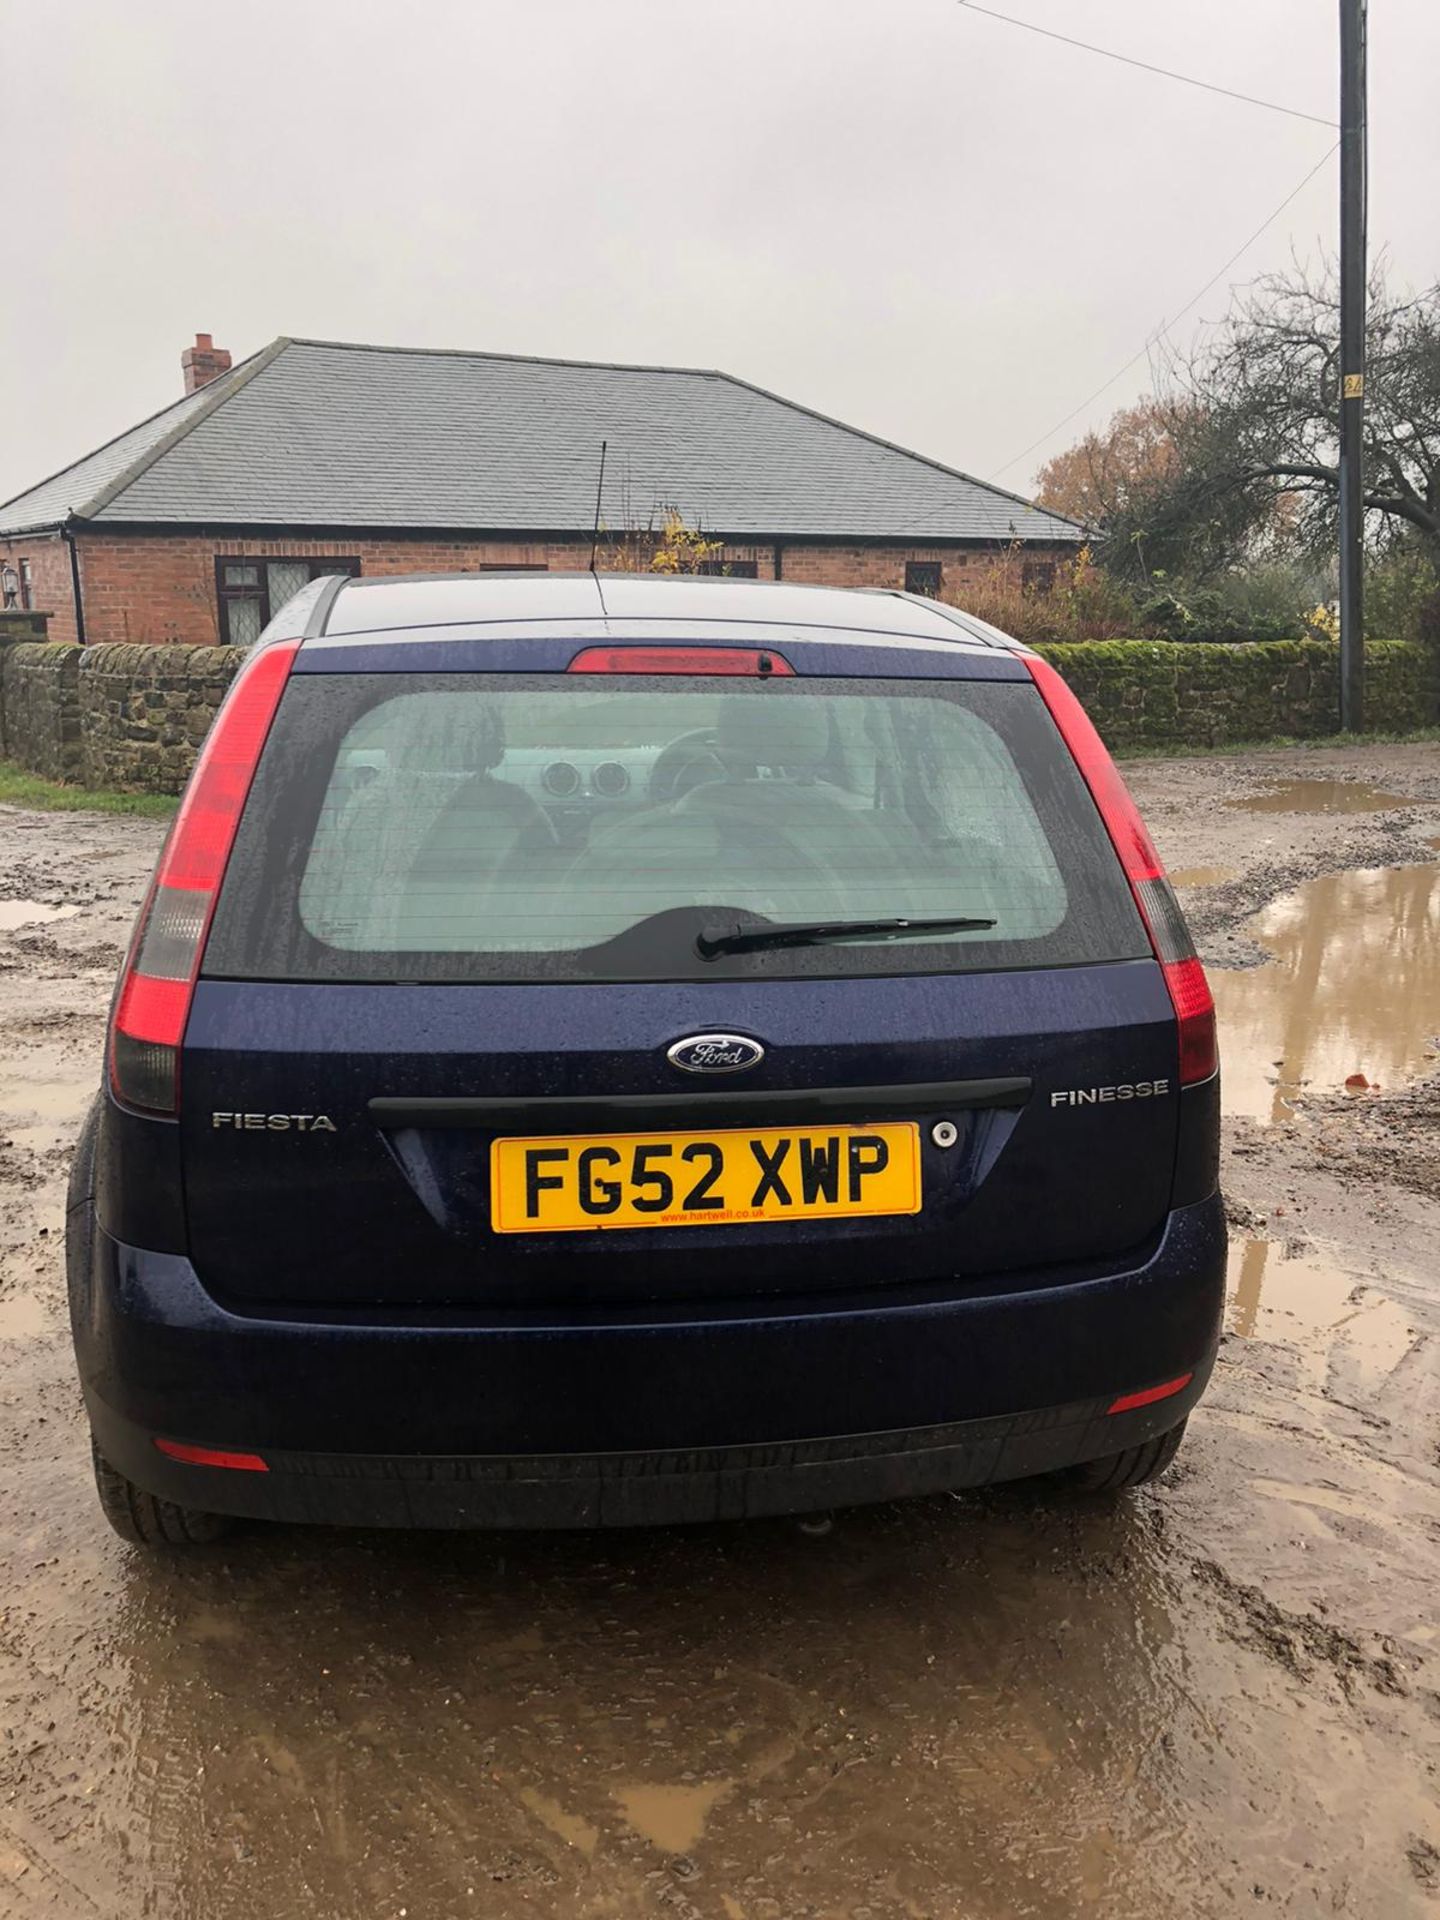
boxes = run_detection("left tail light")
[109,639,300,1115]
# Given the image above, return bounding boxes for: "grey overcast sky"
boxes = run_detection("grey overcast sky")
[3,0,1437,509]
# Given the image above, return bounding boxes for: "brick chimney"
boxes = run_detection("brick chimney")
[181,332,232,394]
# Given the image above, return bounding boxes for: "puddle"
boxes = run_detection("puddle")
[612,1779,733,1853]
[0,900,82,931]
[1210,863,1440,1121]
[1171,865,1239,889]
[1226,1239,1417,1389]
[1248,1478,1377,1522]
[0,1294,50,1339]
[518,1787,599,1856]
[0,1078,91,1125]
[1234,778,1410,815]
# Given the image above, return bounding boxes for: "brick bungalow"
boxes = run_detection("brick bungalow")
[0,333,1080,648]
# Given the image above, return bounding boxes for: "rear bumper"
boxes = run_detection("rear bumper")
[72,1194,1225,1529]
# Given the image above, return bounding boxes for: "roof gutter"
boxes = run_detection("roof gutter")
[71,520,1085,549]
[61,520,88,647]
[0,516,67,538]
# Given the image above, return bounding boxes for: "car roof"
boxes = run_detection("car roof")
[305,570,1018,655]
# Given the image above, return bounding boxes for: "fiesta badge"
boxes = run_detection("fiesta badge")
[667,1033,766,1075]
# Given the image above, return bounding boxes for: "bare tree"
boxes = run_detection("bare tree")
[1193,264,1438,552]
[1057,265,1440,582]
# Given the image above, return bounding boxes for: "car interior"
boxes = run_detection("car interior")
[298,687,1062,954]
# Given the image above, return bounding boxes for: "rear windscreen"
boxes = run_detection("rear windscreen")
[204,672,1148,983]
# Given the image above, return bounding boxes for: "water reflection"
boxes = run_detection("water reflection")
[1211,864,1440,1121]
[1234,779,1410,815]
[1226,1239,1412,1359]
[82,1501,1201,1920]
[1226,1237,1420,1413]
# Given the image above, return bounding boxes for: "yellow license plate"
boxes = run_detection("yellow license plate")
[490,1123,922,1234]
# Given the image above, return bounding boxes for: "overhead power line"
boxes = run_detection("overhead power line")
[987,139,1340,485]
[956,2,1338,128]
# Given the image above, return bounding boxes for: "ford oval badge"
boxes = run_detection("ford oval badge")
[667,1033,765,1075]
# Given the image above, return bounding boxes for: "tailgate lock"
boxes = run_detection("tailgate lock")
[930,1120,958,1149]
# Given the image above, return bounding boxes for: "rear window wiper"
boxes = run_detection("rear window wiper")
[696,915,997,958]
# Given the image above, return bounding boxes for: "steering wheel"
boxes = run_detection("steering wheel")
[648,728,727,804]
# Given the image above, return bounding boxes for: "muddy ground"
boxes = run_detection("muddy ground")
[1,742,1437,1920]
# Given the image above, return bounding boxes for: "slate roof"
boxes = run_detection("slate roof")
[0,338,1080,544]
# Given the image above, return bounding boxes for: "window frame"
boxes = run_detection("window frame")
[215,555,360,645]
[18,559,34,610]
[904,561,942,598]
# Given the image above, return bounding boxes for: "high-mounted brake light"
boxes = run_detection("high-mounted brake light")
[567,645,795,676]
[109,639,300,1115]
[1023,654,1217,1085]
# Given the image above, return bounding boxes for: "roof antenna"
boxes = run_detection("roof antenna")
[588,439,608,573]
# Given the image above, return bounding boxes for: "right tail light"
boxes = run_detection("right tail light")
[1023,653,1217,1086]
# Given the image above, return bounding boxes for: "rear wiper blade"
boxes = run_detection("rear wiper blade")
[696,915,996,958]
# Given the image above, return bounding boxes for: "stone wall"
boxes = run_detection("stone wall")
[0,634,1436,794]
[77,644,247,793]
[0,634,84,782]
[1031,638,1438,751]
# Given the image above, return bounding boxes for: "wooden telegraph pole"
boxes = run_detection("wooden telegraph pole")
[1337,0,1368,730]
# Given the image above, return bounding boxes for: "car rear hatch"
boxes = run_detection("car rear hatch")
[168,636,1204,1311]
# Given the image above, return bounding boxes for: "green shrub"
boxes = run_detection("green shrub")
[1366,546,1440,646]
[1135,563,1327,643]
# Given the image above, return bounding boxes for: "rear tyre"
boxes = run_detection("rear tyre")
[1056,1419,1188,1494]
[91,1438,235,1546]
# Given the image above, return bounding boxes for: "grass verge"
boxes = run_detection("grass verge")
[1114,726,1440,761]
[0,759,178,819]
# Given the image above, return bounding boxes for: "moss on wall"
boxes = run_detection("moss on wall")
[0,636,1435,793]
[0,642,84,781]
[1032,638,1437,750]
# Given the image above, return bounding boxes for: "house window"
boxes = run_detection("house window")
[905,561,942,598]
[216,556,359,647]
[1022,560,1058,596]
[696,558,760,578]
[18,560,34,610]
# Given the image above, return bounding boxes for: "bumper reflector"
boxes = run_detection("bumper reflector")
[1107,1372,1194,1416]
[154,1437,269,1472]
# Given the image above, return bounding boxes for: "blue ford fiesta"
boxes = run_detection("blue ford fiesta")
[67,573,1223,1544]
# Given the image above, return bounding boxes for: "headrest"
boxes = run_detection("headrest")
[451,703,506,772]
[422,702,506,768]
[375,696,506,775]
[715,697,828,770]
